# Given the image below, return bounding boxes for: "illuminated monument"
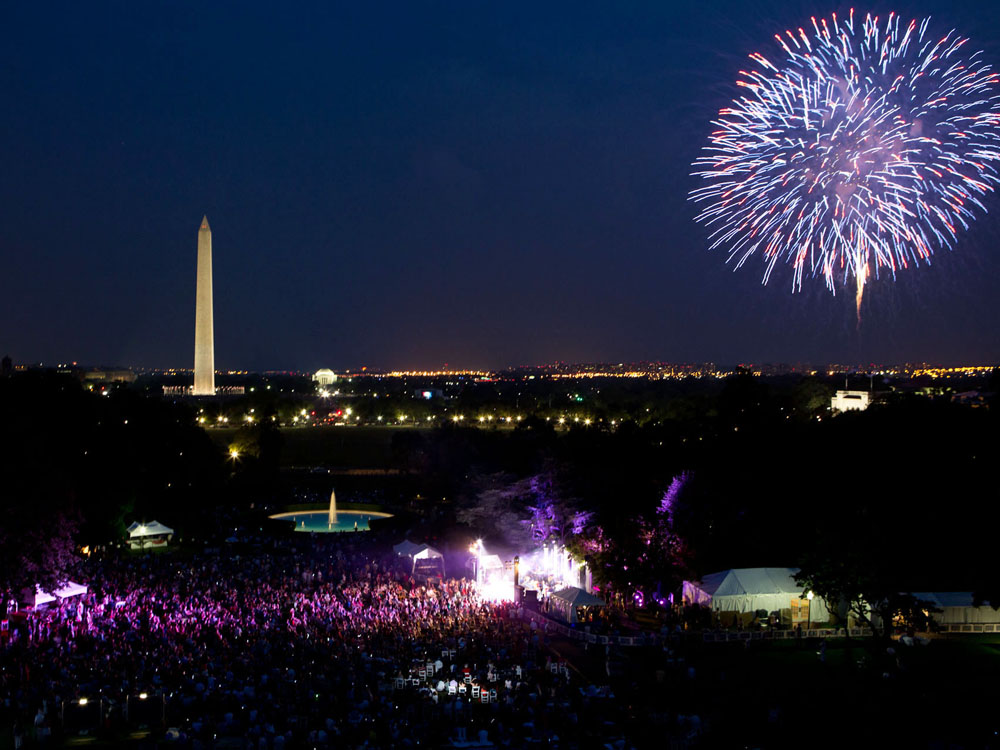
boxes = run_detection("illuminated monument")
[193,215,215,396]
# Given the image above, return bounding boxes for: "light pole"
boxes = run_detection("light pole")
[806,590,815,631]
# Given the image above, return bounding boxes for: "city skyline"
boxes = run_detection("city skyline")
[3,1,1000,370]
[6,359,996,381]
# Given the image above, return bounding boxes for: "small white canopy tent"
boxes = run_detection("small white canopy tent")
[549,586,606,623]
[127,521,174,549]
[683,568,831,622]
[912,592,1000,625]
[394,541,445,576]
[413,546,443,561]
[393,540,424,558]
[21,581,88,608]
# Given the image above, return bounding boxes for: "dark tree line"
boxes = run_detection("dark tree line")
[0,372,226,595]
[386,372,999,611]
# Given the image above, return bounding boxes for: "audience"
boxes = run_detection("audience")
[1,535,632,748]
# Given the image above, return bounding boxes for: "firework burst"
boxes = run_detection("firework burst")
[690,10,1000,320]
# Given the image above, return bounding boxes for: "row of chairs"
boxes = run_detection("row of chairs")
[395,657,531,697]
[447,683,498,703]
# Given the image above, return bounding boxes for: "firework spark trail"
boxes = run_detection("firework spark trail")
[690,10,1000,322]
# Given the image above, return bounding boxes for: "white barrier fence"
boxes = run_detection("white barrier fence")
[937,623,1000,634]
[700,627,871,642]
[515,609,652,646]
[514,609,874,646]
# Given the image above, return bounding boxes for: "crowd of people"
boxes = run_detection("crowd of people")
[0,535,639,749]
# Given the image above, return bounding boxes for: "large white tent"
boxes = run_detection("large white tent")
[683,568,831,622]
[912,592,1000,625]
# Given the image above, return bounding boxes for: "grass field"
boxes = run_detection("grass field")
[208,425,428,469]
[615,633,1000,747]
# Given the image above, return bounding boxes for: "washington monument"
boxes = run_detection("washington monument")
[193,215,215,396]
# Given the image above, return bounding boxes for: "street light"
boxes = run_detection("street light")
[806,590,814,631]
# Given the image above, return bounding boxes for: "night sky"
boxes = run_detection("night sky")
[3,1,1000,371]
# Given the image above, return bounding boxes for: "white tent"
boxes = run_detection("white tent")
[21,581,88,608]
[127,521,174,537]
[412,545,444,576]
[912,592,1000,625]
[393,540,424,558]
[683,568,831,622]
[549,586,606,623]
[413,546,443,561]
[394,541,444,575]
[127,521,174,549]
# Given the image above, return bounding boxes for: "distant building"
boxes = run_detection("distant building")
[163,384,244,397]
[84,369,136,384]
[952,391,990,408]
[831,390,871,413]
[314,369,337,386]
[1,355,11,375]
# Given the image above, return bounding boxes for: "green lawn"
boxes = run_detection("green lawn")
[208,425,426,468]
[623,634,1000,747]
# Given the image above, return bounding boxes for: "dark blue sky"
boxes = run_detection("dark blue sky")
[3,1,999,370]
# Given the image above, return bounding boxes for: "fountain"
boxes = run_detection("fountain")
[270,494,393,533]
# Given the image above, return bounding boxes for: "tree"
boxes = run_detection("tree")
[0,370,225,582]
[579,473,692,599]
[456,469,593,551]
[522,472,592,546]
[795,554,917,642]
[791,377,833,420]
[0,502,80,598]
[455,473,535,549]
